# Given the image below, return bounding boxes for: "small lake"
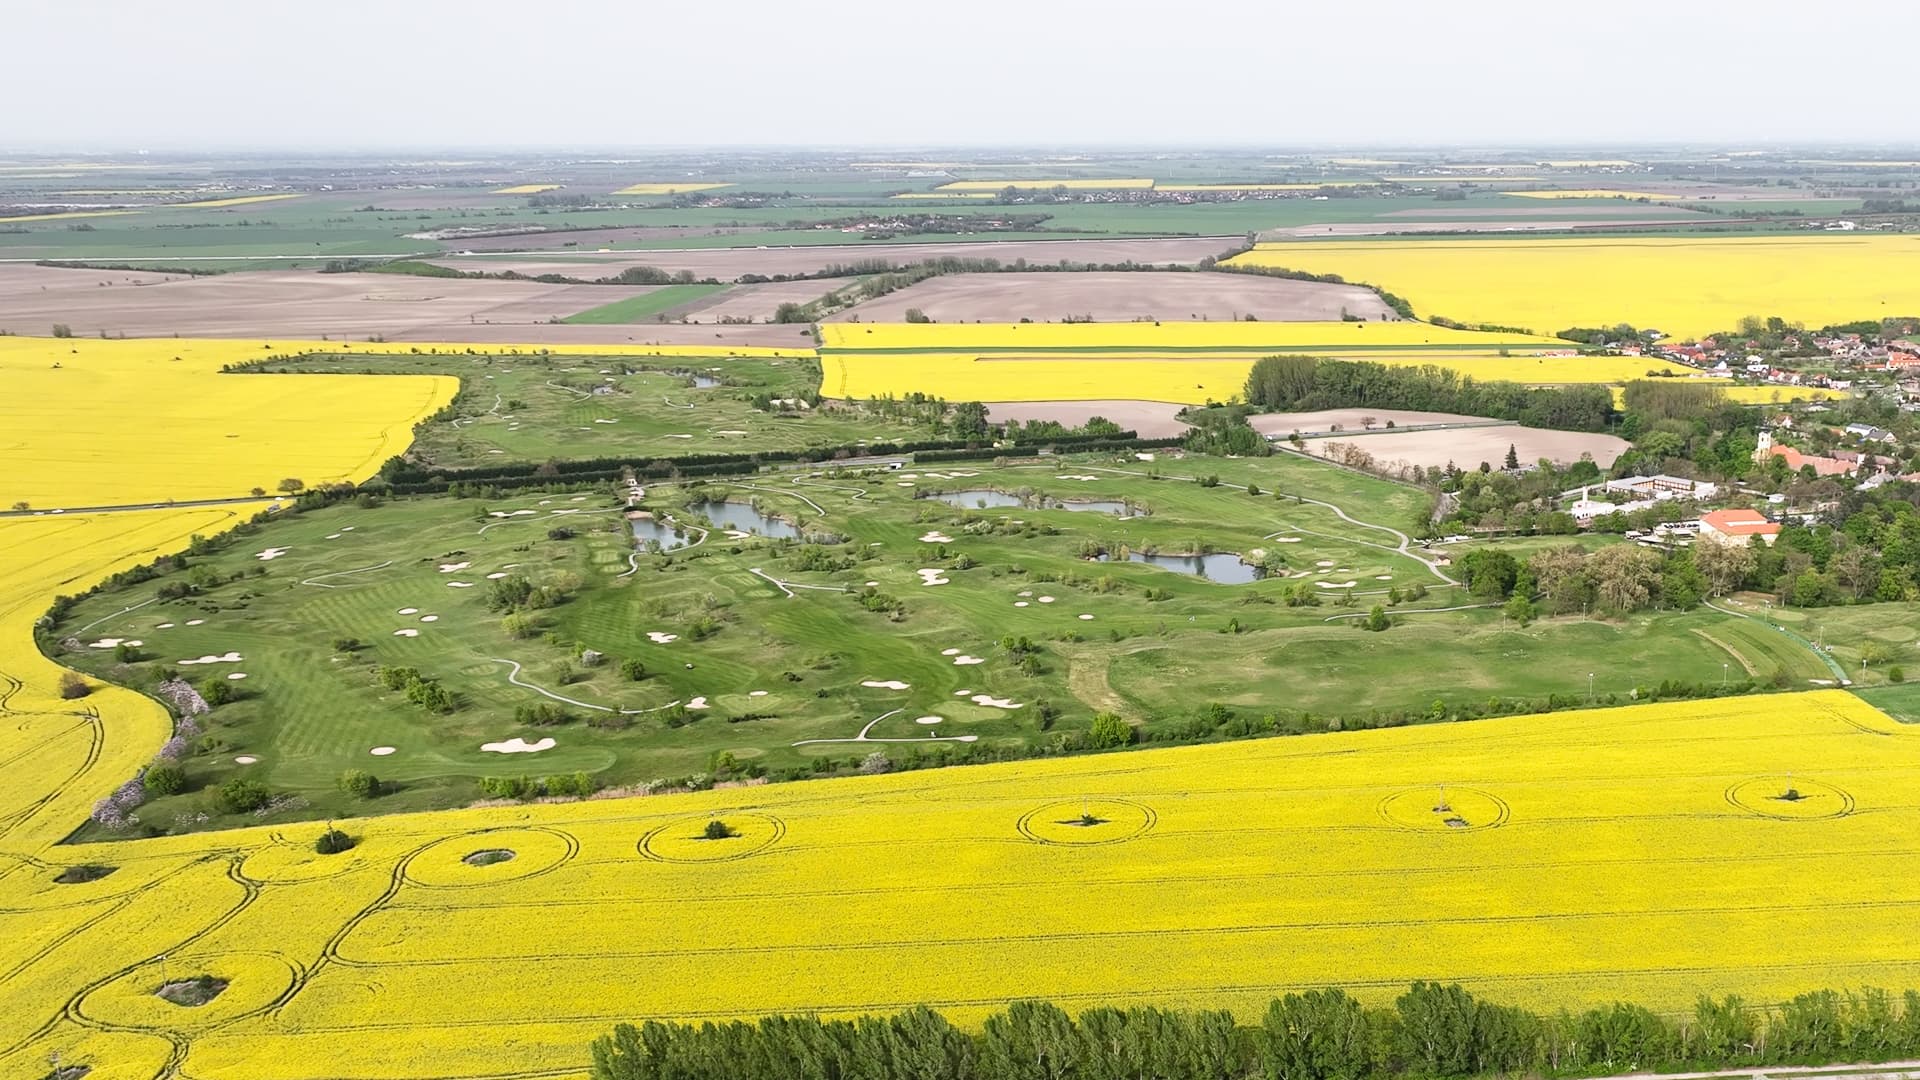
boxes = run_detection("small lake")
[927,489,1142,517]
[1127,552,1260,584]
[695,501,801,539]
[630,517,695,551]
[690,374,721,389]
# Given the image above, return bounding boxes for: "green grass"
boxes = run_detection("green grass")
[559,284,727,324]
[1858,683,1920,723]
[53,448,1856,838]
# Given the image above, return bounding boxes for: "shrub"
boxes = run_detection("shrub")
[336,769,380,799]
[143,764,187,796]
[514,702,572,726]
[1088,712,1134,749]
[619,658,647,681]
[201,678,236,707]
[330,636,362,653]
[58,672,90,699]
[215,778,272,814]
[314,828,354,855]
[1890,666,1906,684]
[702,819,735,840]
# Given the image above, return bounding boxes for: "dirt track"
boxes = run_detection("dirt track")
[1313,423,1628,469]
[829,272,1392,323]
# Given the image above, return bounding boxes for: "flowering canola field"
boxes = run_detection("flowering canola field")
[6,333,1920,1079]
[1227,235,1920,339]
[819,322,1685,403]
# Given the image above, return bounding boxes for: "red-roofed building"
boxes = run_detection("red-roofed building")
[1699,509,1781,547]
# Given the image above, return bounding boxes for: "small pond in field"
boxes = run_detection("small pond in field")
[1122,552,1259,584]
[695,501,801,539]
[926,490,1141,517]
[629,517,696,551]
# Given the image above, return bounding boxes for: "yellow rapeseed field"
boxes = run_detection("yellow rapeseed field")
[0,209,140,223]
[819,321,1564,353]
[166,194,304,209]
[613,182,732,195]
[1227,235,1920,339]
[493,184,563,195]
[890,192,998,200]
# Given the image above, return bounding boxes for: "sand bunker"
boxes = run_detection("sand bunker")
[918,532,954,543]
[916,569,950,586]
[369,746,396,756]
[594,418,618,424]
[326,533,342,539]
[226,673,247,680]
[749,690,768,697]
[862,680,911,690]
[1038,596,1056,604]
[487,510,539,518]
[1274,536,1302,543]
[1316,560,1335,568]
[941,648,961,656]
[420,615,439,622]
[185,619,204,626]
[393,629,419,637]
[179,652,243,665]
[398,607,419,615]
[1375,574,1393,580]
[970,695,1023,709]
[234,755,257,765]
[447,581,474,588]
[954,655,985,666]
[439,562,471,573]
[481,737,556,754]
[647,631,678,644]
[87,638,137,649]
[915,716,944,725]
[1317,580,1358,589]
[486,572,509,579]
[255,548,289,561]
[687,696,710,710]
[1078,614,1095,620]
[1014,601,1029,607]
[156,623,174,629]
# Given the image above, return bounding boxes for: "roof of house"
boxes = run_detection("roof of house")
[1768,446,1854,477]
[1700,508,1782,536]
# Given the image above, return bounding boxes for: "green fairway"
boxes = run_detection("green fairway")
[559,284,726,324]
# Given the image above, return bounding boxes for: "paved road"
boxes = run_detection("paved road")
[0,495,276,519]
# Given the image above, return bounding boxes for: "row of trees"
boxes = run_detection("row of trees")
[1244,356,1614,433]
[592,983,1920,1080]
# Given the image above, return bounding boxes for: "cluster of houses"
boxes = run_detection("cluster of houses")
[1653,328,1920,399]
[1560,474,1783,546]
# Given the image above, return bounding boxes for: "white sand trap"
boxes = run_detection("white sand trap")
[861,680,911,690]
[439,562,471,573]
[1337,568,1354,574]
[1318,580,1358,589]
[749,690,768,698]
[178,652,243,665]
[255,547,290,561]
[447,581,474,588]
[953,655,985,665]
[487,450,505,455]
[941,648,961,656]
[594,418,618,424]
[1017,590,1033,597]
[571,496,587,502]
[865,580,879,587]
[393,628,419,637]
[666,434,693,439]
[1316,560,1335,568]
[971,695,1023,709]
[398,607,419,615]
[647,631,678,644]
[1274,536,1302,543]
[1038,596,1056,604]
[1375,574,1393,580]
[1078,614,1095,620]
[717,429,749,435]
[185,619,205,626]
[539,499,553,506]
[900,473,919,480]
[226,673,247,680]
[896,481,915,487]
[916,716,944,725]
[724,530,750,539]
[1135,452,1156,461]
[1014,601,1029,607]
[370,746,396,756]
[234,755,257,765]
[917,569,950,586]
[156,623,174,629]
[486,572,509,580]
[326,533,342,539]
[687,696,710,710]
[87,638,128,649]
[918,532,954,543]
[481,737,556,754]
[342,526,355,532]
[420,615,439,622]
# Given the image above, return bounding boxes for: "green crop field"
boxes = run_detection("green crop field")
[559,284,727,324]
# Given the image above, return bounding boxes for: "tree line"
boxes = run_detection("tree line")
[592,982,1920,1080]
[1245,356,1614,433]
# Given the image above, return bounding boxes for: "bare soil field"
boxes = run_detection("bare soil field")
[1250,408,1495,435]
[827,271,1392,323]
[445,225,757,251]
[429,236,1241,280]
[1311,423,1628,470]
[0,265,805,346]
[984,400,1192,438]
[1382,206,1710,218]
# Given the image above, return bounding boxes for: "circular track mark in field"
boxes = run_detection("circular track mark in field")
[1017,799,1156,846]
[638,812,786,863]
[400,827,577,888]
[75,950,300,1032]
[1377,786,1510,832]
[239,833,383,884]
[1725,776,1855,820]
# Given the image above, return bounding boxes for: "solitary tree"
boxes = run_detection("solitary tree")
[276,478,305,495]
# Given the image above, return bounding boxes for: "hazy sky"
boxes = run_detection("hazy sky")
[9,0,1919,150]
